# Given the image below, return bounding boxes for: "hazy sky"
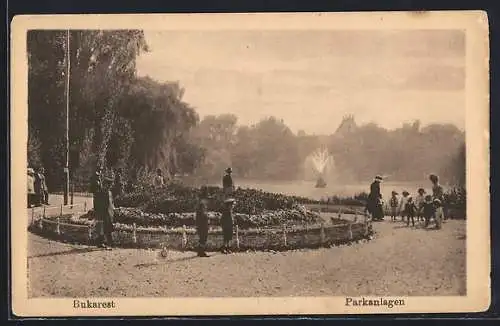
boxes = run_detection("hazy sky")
[136,29,465,134]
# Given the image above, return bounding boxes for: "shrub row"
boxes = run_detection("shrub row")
[72,206,324,230]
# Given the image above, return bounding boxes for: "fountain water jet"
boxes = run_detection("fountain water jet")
[306,147,335,188]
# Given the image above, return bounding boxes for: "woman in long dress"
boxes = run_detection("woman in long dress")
[368,175,384,220]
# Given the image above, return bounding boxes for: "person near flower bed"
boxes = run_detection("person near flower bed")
[196,187,210,257]
[95,175,115,249]
[221,198,235,254]
[222,167,234,199]
[367,175,384,221]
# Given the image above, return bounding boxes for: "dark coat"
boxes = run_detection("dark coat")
[196,200,209,233]
[95,189,114,228]
[221,204,234,241]
[367,181,383,219]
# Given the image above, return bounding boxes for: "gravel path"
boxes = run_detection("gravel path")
[28,219,466,298]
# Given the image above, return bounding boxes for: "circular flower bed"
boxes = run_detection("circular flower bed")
[114,184,322,214]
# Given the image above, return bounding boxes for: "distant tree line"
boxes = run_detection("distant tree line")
[188,114,465,187]
[27,30,465,192]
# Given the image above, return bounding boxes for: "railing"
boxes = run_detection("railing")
[28,201,90,225]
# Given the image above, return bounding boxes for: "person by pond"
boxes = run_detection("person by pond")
[196,186,210,257]
[222,167,234,199]
[221,198,235,254]
[367,175,384,221]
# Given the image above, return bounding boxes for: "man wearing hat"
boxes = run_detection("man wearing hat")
[196,186,210,257]
[368,175,384,221]
[222,167,234,199]
[221,198,235,254]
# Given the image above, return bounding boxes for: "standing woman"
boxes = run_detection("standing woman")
[368,175,384,221]
[221,198,235,254]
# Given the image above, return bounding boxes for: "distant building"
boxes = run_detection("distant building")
[334,114,358,137]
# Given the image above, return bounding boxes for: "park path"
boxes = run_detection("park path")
[26,194,94,224]
[27,218,466,298]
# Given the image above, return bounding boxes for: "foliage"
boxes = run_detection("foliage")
[115,183,320,214]
[28,30,200,191]
[77,206,322,230]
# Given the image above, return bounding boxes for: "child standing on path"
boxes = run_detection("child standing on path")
[422,195,435,228]
[398,191,410,222]
[433,198,444,230]
[405,196,418,227]
[389,191,399,222]
[414,188,426,223]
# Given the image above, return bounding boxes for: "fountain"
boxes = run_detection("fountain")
[307,147,335,188]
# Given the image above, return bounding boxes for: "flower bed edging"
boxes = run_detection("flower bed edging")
[29,214,373,252]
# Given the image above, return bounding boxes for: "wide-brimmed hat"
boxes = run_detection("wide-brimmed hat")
[225,167,232,173]
[391,190,398,195]
[374,175,383,182]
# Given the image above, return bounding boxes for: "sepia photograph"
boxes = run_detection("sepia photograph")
[11,12,490,316]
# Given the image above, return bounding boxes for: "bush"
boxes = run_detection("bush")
[76,206,323,230]
[115,183,322,214]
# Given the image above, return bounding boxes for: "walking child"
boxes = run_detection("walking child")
[398,190,410,222]
[422,195,435,228]
[405,196,418,227]
[389,191,399,222]
[414,188,426,223]
[433,198,444,230]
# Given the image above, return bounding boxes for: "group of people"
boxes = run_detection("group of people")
[367,173,446,230]
[195,167,235,257]
[27,167,48,208]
